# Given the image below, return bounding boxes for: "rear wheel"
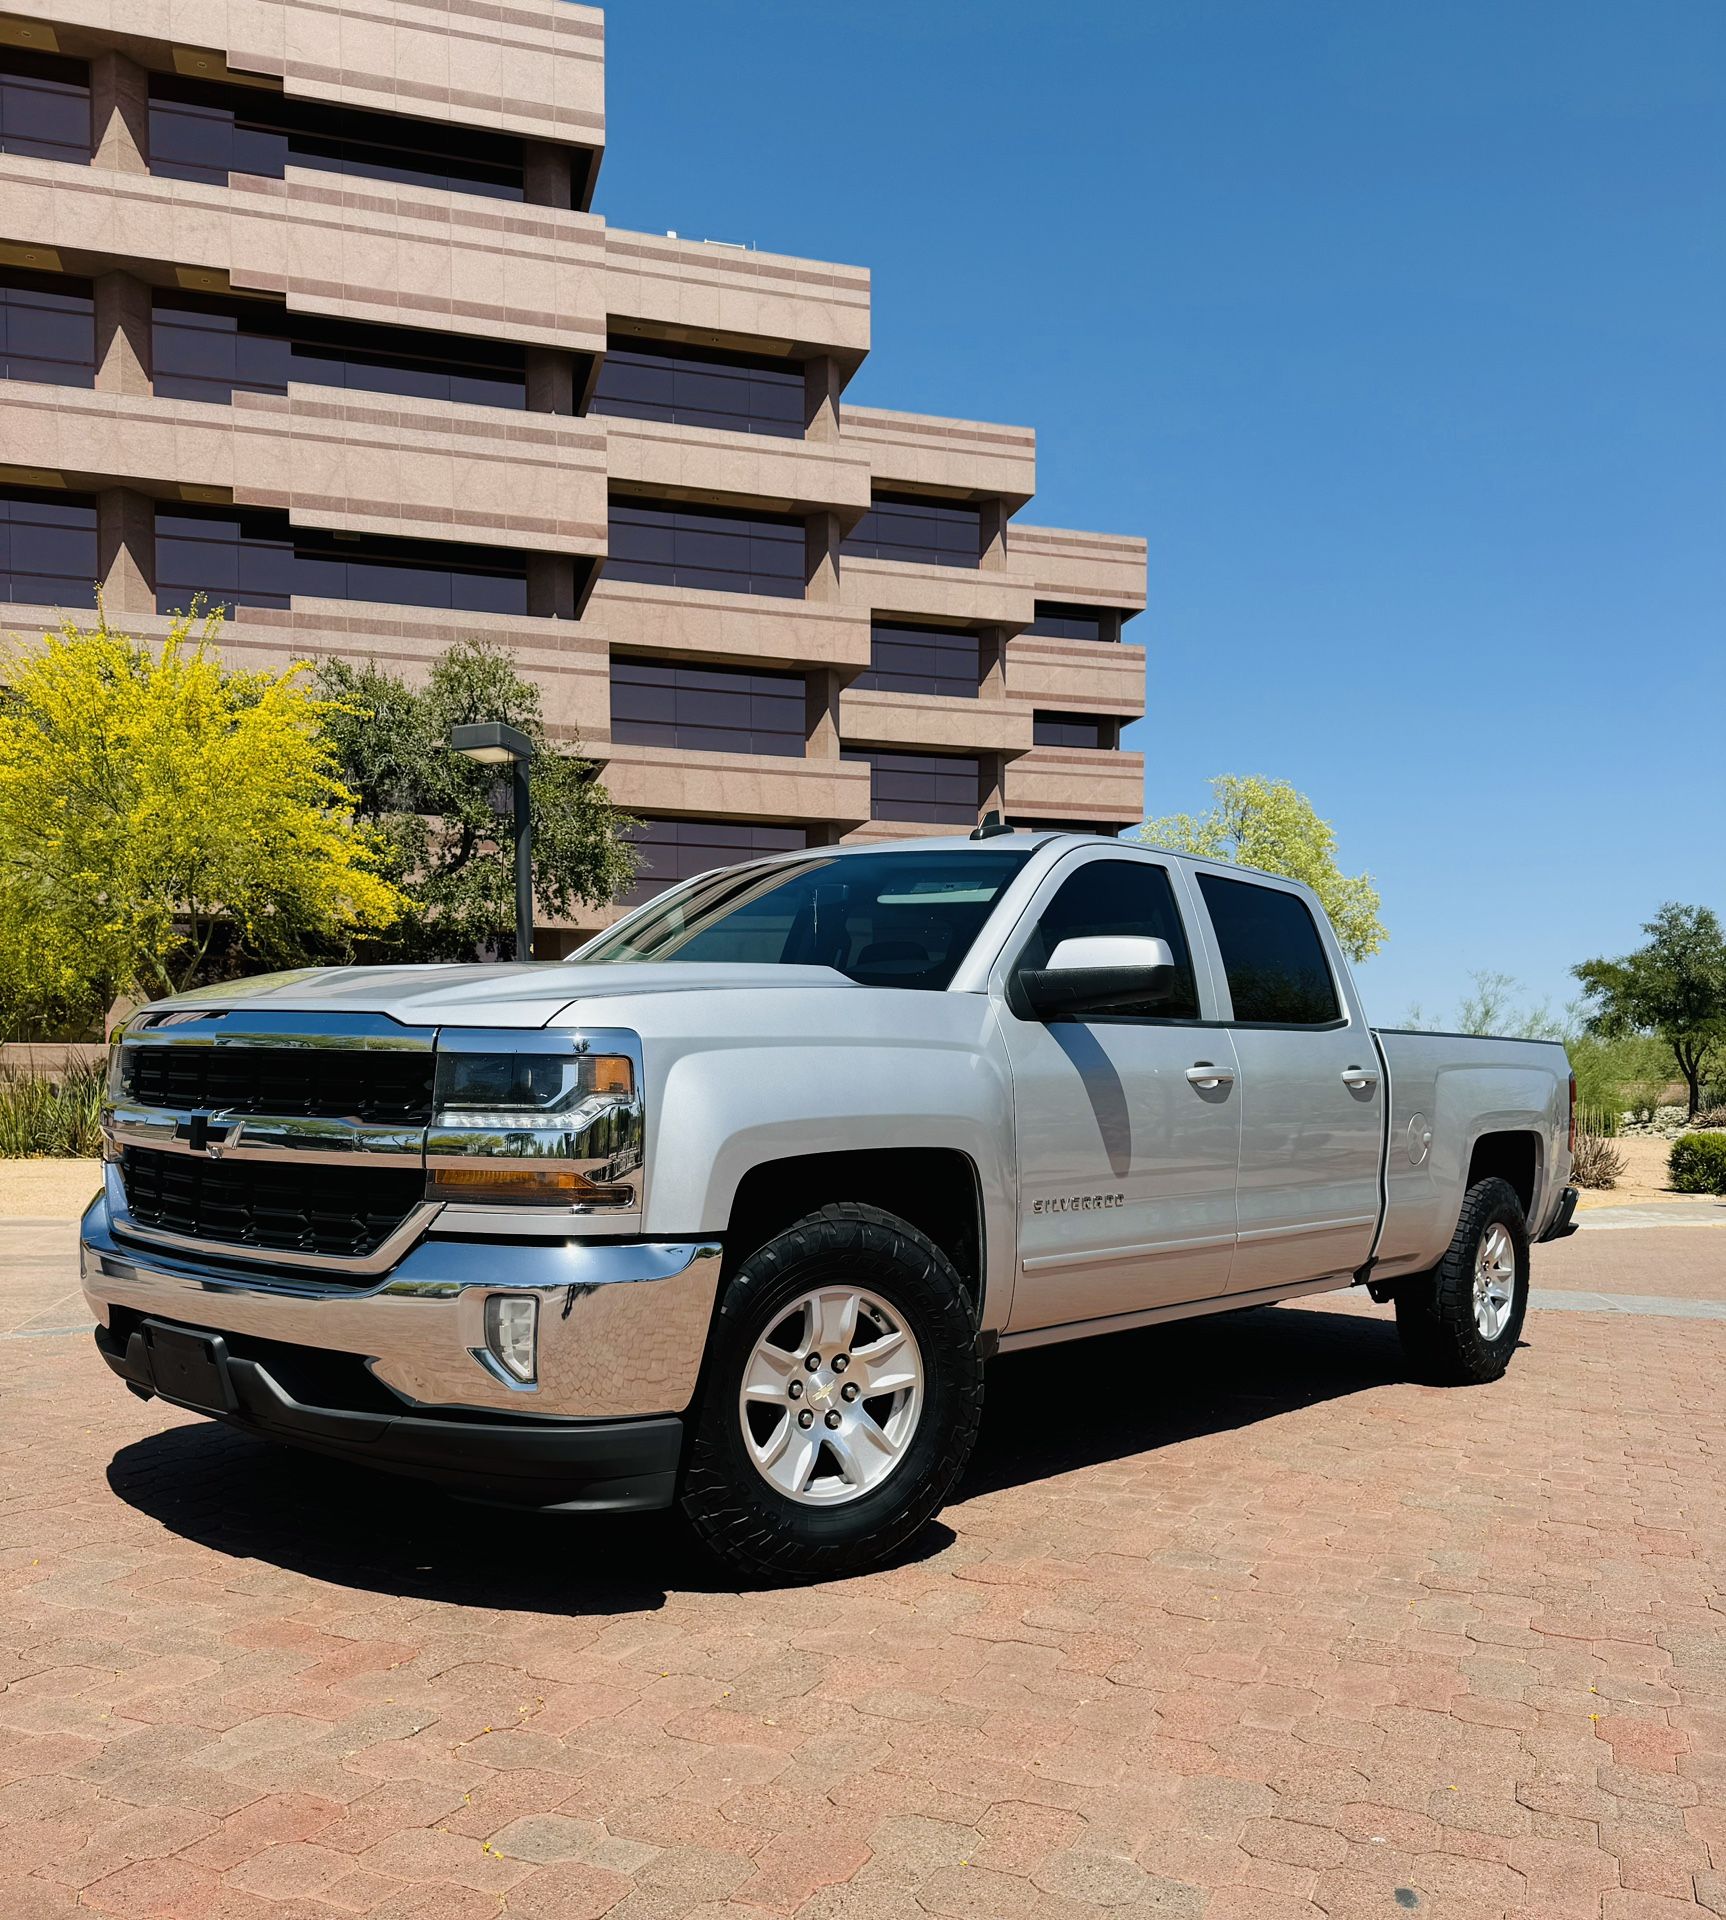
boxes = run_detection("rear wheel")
[681,1202,983,1580]
[1394,1176,1530,1385]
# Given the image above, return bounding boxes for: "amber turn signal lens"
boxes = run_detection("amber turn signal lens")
[427,1165,633,1206]
[429,1166,595,1196]
[588,1055,633,1096]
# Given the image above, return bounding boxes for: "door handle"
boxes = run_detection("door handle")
[1185,1062,1235,1089]
[1341,1066,1380,1089]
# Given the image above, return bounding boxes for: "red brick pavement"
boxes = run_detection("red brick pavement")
[1,1222,1722,1918]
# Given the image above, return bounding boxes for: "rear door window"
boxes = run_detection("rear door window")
[1195,873,1341,1025]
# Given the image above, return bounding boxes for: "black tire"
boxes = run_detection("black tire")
[681,1202,983,1580]
[1394,1176,1530,1385]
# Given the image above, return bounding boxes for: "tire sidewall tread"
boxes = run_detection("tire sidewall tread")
[1394,1176,1531,1386]
[681,1201,982,1581]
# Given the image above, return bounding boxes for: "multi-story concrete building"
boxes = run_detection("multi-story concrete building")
[0,0,1146,947]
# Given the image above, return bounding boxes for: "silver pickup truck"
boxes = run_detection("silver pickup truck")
[81,831,1577,1577]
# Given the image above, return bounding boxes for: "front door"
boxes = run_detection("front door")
[1189,870,1383,1293]
[996,853,1242,1334]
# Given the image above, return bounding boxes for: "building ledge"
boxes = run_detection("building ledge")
[840,555,1032,630]
[586,578,871,674]
[839,687,1031,757]
[594,742,871,828]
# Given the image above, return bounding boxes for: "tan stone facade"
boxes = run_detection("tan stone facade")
[0,0,1145,944]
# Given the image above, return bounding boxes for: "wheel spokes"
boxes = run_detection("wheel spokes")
[736,1283,925,1507]
[778,1427,821,1497]
[851,1326,916,1397]
[751,1407,792,1470]
[850,1409,901,1464]
[811,1288,860,1356]
[742,1342,798,1403]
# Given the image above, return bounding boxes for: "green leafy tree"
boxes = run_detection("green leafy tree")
[316,638,634,960]
[1573,903,1726,1120]
[0,610,404,1037]
[1137,774,1386,961]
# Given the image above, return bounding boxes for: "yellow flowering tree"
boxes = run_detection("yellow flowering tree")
[0,609,405,1035]
[1138,773,1387,962]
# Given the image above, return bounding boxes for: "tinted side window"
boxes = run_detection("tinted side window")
[0,52,91,165]
[1015,860,1199,1020]
[841,494,981,569]
[1196,874,1341,1025]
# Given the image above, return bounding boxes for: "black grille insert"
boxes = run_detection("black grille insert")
[125,1045,434,1122]
[119,1146,423,1260]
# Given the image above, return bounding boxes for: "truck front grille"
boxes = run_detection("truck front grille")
[126,1047,434,1123]
[119,1147,423,1261]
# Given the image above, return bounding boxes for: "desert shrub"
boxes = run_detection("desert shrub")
[1693,1103,1726,1130]
[0,1062,105,1158]
[1577,1102,1619,1138]
[1570,1123,1624,1190]
[1668,1132,1726,1196]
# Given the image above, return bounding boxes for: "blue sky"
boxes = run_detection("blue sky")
[595,0,1725,1024]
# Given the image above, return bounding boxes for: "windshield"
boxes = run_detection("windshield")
[579,848,1029,990]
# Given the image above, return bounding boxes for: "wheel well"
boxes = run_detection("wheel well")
[723,1149,984,1308]
[1467,1131,1539,1217]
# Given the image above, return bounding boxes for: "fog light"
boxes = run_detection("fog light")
[484,1295,538,1384]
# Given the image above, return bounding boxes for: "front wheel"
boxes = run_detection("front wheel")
[681,1203,983,1580]
[1394,1175,1530,1385]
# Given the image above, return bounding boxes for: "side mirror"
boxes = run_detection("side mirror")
[1017,935,1178,1022]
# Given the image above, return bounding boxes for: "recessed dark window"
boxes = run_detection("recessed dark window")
[1033,711,1118,750]
[1024,601,1119,643]
[152,293,528,409]
[620,818,809,905]
[0,487,97,607]
[855,623,981,700]
[591,339,804,439]
[1014,860,1200,1021]
[155,508,297,612]
[0,270,94,387]
[842,494,981,570]
[607,499,805,599]
[1196,873,1342,1026]
[842,749,981,825]
[611,659,806,758]
[155,506,532,617]
[0,50,91,165]
[147,73,526,199]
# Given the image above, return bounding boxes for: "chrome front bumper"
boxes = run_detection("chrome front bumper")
[80,1190,722,1423]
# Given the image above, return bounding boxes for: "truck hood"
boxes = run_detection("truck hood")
[154,962,857,1029]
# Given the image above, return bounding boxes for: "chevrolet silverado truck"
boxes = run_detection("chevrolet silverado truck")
[81,831,1578,1577]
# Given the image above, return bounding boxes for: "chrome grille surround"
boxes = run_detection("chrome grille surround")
[106,1009,440,1273]
[102,1010,649,1269]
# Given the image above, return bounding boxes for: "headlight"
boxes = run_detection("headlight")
[426,1031,643,1210]
[434,1049,632,1121]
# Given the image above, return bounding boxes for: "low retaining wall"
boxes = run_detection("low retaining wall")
[0,1043,107,1080]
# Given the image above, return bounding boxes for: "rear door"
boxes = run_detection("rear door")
[994,849,1241,1333]
[1189,870,1383,1293]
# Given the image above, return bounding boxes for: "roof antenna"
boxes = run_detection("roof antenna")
[970,809,1014,841]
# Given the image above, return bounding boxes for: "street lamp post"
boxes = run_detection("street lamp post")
[449,721,536,962]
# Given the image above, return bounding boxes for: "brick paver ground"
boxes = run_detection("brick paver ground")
[2,1217,1722,1919]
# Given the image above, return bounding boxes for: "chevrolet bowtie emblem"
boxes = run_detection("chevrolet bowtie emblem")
[177,1113,242,1158]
